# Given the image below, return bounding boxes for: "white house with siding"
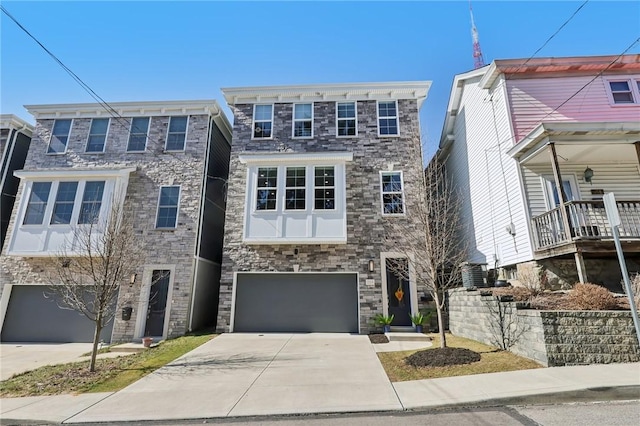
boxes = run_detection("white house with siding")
[440,54,640,289]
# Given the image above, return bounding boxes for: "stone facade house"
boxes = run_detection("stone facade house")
[217,82,432,334]
[0,100,231,343]
[440,54,640,290]
[1,115,33,252]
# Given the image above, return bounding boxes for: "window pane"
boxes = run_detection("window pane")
[156,186,180,228]
[609,81,630,91]
[128,117,149,151]
[378,101,396,117]
[51,182,78,224]
[285,167,305,210]
[612,92,634,103]
[254,122,272,138]
[86,118,109,152]
[78,181,105,224]
[294,104,312,119]
[169,116,187,132]
[337,102,355,118]
[379,118,398,135]
[381,172,404,214]
[257,168,278,188]
[48,119,72,153]
[254,105,272,121]
[314,188,335,209]
[338,119,356,136]
[314,166,335,210]
[294,121,312,137]
[23,182,51,225]
[383,194,404,214]
[256,168,277,210]
[90,118,109,134]
[159,186,180,205]
[86,135,106,152]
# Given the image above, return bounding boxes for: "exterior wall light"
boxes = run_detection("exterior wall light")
[130,273,137,285]
[584,166,594,184]
[368,260,375,273]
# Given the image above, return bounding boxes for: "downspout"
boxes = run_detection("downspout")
[0,126,27,247]
[187,109,218,332]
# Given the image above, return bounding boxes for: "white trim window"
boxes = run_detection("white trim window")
[285,167,305,210]
[78,181,105,224]
[256,167,278,210]
[380,171,405,215]
[336,102,357,137]
[127,117,150,152]
[293,103,313,138]
[314,166,335,210]
[165,116,188,151]
[50,181,79,225]
[606,78,640,105]
[47,119,72,154]
[156,185,181,229]
[253,105,273,139]
[23,182,52,225]
[85,118,109,152]
[377,101,399,136]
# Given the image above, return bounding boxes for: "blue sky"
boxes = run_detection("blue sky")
[1,1,639,160]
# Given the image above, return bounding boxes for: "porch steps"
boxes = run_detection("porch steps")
[109,342,149,353]
[385,332,431,343]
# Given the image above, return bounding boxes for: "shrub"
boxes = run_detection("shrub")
[565,283,618,310]
[516,264,548,296]
[624,273,640,309]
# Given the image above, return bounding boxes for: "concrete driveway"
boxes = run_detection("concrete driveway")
[0,343,93,381]
[66,333,402,422]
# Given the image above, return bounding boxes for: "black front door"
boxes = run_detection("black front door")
[386,258,412,326]
[144,270,170,337]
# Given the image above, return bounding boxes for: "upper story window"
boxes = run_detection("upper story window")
[285,167,306,210]
[51,181,79,225]
[166,116,188,151]
[156,185,181,229]
[47,119,72,154]
[293,103,313,138]
[78,181,105,224]
[253,105,273,139]
[85,118,109,152]
[380,171,405,215]
[256,167,278,210]
[377,101,399,136]
[23,182,52,225]
[336,102,357,137]
[127,117,150,152]
[606,78,640,105]
[314,166,335,210]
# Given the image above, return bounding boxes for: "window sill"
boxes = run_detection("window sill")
[292,136,314,140]
[243,236,347,245]
[154,227,177,231]
[251,137,274,141]
[84,151,106,154]
[46,151,67,155]
[126,150,147,154]
[377,134,401,138]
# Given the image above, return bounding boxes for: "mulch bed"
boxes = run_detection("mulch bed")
[368,334,389,344]
[405,347,481,367]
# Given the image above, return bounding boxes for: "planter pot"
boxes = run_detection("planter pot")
[383,325,391,333]
[415,325,423,333]
[494,280,510,287]
[142,337,153,348]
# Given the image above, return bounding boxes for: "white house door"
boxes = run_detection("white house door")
[543,175,579,209]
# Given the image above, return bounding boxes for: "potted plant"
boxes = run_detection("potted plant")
[142,337,153,348]
[374,314,394,333]
[409,311,432,333]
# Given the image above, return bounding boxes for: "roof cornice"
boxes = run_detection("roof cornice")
[0,114,34,137]
[14,167,137,179]
[222,81,432,108]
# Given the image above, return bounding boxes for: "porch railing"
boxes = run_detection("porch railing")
[532,200,640,250]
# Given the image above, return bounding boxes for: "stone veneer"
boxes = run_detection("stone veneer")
[217,100,426,333]
[448,288,640,366]
[0,114,211,342]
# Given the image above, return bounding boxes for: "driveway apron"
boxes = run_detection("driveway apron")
[65,333,401,423]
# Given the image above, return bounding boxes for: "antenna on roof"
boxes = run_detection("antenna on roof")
[470,1,485,69]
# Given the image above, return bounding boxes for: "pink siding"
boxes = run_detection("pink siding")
[506,75,640,144]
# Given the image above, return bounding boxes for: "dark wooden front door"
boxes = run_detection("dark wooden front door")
[386,258,412,326]
[144,270,170,337]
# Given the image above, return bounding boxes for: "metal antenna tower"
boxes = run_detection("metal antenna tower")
[470,1,485,69]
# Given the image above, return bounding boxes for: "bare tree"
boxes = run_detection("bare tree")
[49,196,141,372]
[385,133,467,348]
[483,295,528,350]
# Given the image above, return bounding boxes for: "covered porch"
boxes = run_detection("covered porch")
[508,121,640,283]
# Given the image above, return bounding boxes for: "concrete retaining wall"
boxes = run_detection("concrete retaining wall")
[448,288,640,366]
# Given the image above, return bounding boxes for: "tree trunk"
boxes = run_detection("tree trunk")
[89,321,102,372]
[434,292,447,348]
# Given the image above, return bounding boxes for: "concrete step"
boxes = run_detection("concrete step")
[385,332,432,342]
[109,343,147,353]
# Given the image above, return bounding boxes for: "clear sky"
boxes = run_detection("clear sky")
[1,1,639,160]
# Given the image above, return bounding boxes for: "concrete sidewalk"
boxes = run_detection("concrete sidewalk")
[1,334,638,424]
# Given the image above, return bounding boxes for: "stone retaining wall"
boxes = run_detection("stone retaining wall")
[448,288,640,366]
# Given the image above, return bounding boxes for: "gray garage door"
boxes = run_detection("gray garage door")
[234,273,358,333]
[1,285,114,343]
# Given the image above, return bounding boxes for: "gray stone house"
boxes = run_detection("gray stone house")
[217,82,431,334]
[1,115,33,252]
[0,100,231,343]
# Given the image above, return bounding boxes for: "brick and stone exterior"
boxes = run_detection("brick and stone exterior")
[217,83,432,333]
[0,101,231,343]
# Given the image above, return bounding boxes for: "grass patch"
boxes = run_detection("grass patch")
[0,333,215,397]
[377,333,542,382]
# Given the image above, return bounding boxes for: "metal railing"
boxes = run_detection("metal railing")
[532,200,640,250]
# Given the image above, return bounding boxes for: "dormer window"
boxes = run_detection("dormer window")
[253,105,273,139]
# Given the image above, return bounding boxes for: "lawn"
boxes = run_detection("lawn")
[0,333,215,398]
[377,333,543,382]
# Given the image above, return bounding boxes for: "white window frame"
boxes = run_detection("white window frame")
[541,174,580,210]
[313,165,336,211]
[292,103,313,139]
[377,100,399,137]
[164,116,189,152]
[254,167,279,212]
[284,166,306,211]
[78,181,106,225]
[50,181,80,225]
[127,117,151,152]
[85,118,110,153]
[252,104,274,140]
[604,76,640,105]
[47,119,73,155]
[155,185,181,229]
[336,101,357,137]
[380,171,406,216]
[22,181,53,226]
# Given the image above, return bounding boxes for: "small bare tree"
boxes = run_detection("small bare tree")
[517,263,549,296]
[49,196,141,372]
[385,134,467,349]
[483,295,527,350]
